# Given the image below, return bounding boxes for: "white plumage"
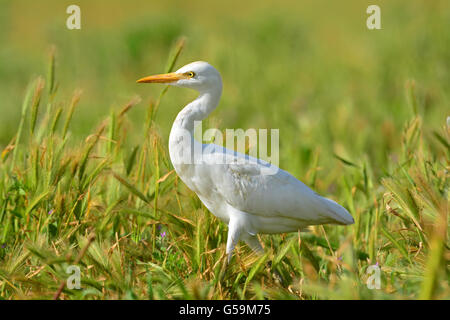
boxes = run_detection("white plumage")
[137,61,354,262]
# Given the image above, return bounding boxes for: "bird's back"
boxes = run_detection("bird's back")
[184,143,354,233]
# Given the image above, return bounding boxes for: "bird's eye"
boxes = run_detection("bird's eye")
[186,71,195,78]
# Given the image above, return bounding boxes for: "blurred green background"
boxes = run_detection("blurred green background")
[0,0,448,300]
[0,0,448,177]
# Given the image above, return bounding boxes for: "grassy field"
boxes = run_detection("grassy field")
[0,0,448,299]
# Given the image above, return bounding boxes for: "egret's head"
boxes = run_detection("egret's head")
[137,61,222,93]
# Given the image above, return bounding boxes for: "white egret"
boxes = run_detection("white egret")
[137,61,354,263]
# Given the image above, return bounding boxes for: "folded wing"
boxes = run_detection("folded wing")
[202,145,354,227]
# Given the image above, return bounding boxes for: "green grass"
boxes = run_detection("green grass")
[0,0,448,300]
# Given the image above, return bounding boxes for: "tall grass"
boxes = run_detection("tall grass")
[0,37,447,299]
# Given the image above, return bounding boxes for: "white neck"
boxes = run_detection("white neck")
[172,91,221,132]
[168,86,222,172]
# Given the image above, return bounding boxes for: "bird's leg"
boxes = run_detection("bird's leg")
[226,216,242,264]
[242,233,264,254]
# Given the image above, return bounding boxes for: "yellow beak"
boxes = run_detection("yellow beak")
[136,72,185,84]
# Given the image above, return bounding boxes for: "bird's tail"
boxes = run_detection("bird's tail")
[319,196,354,225]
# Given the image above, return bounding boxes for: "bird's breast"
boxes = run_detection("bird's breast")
[171,161,231,224]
